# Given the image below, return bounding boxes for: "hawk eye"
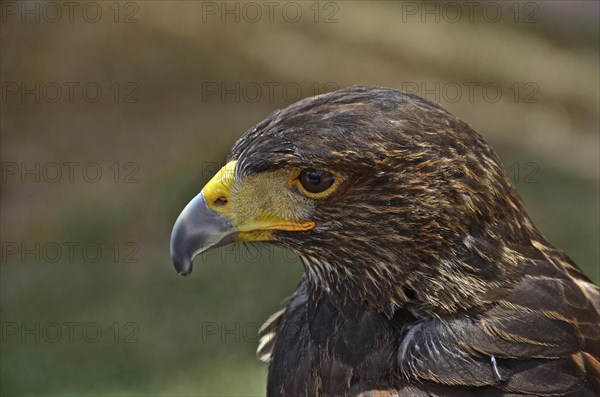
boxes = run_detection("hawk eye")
[299,169,336,194]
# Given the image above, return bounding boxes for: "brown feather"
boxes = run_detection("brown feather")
[224,86,600,396]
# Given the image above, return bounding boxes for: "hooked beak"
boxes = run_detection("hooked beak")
[170,161,238,276]
[170,192,236,276]
[170,160,315,276]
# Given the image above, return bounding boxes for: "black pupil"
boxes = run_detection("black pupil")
[307,171,321,185]
[300,169,335,193]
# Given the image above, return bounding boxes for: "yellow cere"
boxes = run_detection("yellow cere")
[202,160,237,215]
[201,161,315,242]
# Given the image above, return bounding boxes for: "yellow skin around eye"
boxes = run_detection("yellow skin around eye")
[201,162,321,242]
[288,169,341,199]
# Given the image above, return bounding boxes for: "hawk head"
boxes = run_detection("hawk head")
[171,86,538,316]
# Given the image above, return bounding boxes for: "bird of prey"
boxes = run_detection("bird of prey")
[170,86,600,397]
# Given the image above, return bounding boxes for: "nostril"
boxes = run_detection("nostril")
[213,197,228,207]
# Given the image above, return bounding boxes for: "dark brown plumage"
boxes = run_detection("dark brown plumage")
[171,86,600,397]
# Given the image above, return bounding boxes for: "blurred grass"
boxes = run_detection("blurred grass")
[1,1,598,396]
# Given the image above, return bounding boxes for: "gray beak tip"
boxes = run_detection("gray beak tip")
[170,192,236,276]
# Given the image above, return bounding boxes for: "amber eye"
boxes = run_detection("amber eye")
[299,169,336,194]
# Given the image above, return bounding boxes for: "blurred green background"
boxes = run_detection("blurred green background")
[1,1,598,396]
